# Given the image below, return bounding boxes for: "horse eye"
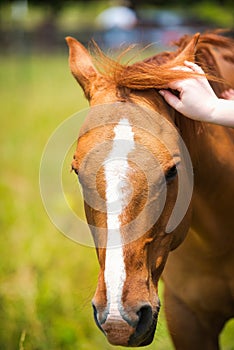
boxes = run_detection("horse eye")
[71,163,79,176]
[165,165,177,182]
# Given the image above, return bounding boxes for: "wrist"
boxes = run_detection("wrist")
[210,98,234,127]
[190,96,219,123]
[209,98,221,124]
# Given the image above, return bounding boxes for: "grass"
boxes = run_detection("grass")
[190,1,234,27]
[0,50,233,350]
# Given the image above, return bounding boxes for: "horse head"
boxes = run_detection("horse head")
[66,35,198,346]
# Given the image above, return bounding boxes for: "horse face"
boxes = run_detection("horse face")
[72,103,190,347]
[67,37,193,346]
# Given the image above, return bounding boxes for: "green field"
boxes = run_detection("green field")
[1,52,233,350]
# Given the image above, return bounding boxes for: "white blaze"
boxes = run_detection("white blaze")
[104,118,135,318]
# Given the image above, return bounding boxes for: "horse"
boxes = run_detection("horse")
[66,32,234,349]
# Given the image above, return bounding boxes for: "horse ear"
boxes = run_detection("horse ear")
[173,33,200,64]
[66,37,99,98]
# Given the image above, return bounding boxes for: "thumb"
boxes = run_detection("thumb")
[159,90,182,110]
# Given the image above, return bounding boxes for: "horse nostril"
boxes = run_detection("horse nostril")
[92,302,104,332]
[136,304,153,336]
[128,304,156,346]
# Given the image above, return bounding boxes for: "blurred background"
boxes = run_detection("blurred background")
[1,0,234,52]
[1,0,234,349]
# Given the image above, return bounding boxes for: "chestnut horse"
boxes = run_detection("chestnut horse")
[67,32,234,349]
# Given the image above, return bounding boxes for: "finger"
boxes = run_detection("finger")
[184,61,205,75]
[159,90,183,110]
[171,65,193,73]
[166,80,184,90]
[221,88,234,100]
[159,79,183,90]
[221,91,228,99]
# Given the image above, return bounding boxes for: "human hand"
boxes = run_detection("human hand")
[221,89,234,101]
[159,61,219,122]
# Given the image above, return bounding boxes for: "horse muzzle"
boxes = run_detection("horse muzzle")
[92,301,159,347]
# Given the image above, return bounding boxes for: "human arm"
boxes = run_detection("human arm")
[159,61,234,128]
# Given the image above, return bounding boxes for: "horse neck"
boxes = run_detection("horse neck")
[179,115,234,243]
[176,115,225,186]
[176,113,233,197]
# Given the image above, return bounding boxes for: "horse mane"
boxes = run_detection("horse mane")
[92,31,234,154]
[93,31,233,96]
[174,31,234,96]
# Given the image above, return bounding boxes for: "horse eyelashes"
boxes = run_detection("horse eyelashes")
[165,165,177,182]
[71,164,79,175]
